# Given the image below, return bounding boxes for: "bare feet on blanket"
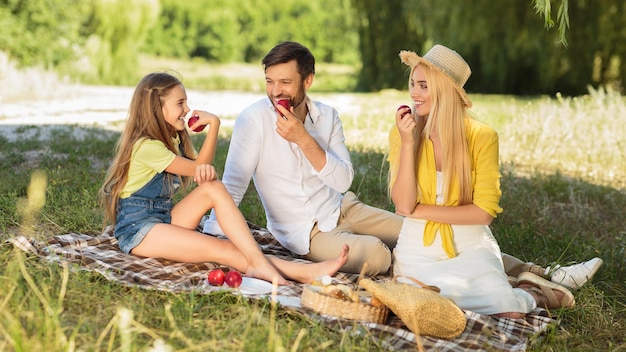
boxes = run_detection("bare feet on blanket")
[246,245,349,285]
[246,259,290,286]
[297,244,350,284]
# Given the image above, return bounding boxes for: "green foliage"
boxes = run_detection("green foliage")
[144,0,243,61]
[532,0,570,46]
[0,0,90,67]
[76,0,160,85]
[143,0,359,65]
[407,0,625,96]
[2,1,625,100]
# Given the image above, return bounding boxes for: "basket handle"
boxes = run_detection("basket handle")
[393,275,441,293]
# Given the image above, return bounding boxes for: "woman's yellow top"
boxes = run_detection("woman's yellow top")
[387,118,503,257]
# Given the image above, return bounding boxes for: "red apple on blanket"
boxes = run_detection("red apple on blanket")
[225,270,243,288]
[187,115,206,132]
[397,105,411,118]
[207,269,226,286]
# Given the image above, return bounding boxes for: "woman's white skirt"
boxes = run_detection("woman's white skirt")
[393,218,536,315]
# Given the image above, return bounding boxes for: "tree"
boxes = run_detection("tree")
[351,0,624,95]
[532,0,570,46]
[351,0,423,91]
[80,0,160,85]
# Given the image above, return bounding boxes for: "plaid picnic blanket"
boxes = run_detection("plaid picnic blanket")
[7,222,556,351]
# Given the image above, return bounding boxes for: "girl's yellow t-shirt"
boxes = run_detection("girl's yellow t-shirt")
[120,137,178,199]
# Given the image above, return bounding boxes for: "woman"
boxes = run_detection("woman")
[388,45,574,317]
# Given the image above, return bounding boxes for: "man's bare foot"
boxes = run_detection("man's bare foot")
[298,244,350,284]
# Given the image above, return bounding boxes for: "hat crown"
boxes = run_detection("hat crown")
[423,44,471,88]
[399,44,473,108]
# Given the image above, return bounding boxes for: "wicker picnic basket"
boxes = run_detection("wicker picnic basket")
[301,284,389,324]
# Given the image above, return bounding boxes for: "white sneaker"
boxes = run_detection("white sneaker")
[548,257,603,290]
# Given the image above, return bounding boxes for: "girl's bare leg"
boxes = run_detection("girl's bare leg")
[133,180,350,284]
[171,180,288,284]
[131,225,348,284]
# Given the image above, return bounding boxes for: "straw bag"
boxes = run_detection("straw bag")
[359,276,466,339]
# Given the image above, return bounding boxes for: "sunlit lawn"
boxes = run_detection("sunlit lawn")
[0,58,624,351]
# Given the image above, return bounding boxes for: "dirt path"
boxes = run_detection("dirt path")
[0,86,266,141]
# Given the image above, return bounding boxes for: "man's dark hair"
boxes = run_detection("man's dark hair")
[262,41,315,81]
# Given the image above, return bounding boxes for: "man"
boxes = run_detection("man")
[203,41,602,287]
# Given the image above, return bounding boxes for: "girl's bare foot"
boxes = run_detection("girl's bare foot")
[246,259,290,286]
[298,244,350,284]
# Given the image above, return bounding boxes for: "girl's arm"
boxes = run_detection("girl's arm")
[192,111,221,165]
[165,111,221,181]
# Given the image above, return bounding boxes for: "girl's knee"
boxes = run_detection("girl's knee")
[197,179,227,195]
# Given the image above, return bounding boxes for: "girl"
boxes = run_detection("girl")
[388,45,574,317]
[100,72,348,285]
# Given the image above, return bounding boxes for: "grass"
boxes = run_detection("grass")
[1,59,625,351]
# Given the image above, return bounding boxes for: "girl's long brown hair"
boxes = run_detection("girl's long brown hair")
[99,72,197,228]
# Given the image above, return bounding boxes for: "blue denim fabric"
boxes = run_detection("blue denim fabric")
[114,171,181,253]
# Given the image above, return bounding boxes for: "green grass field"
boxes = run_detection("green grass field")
[0,59,625,351]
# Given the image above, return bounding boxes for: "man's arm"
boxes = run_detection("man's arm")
[275,104,354,193]
[203,111,260,235]
[220,112,261,206]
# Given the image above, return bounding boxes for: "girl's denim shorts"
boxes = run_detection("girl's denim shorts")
[114,196,172,253]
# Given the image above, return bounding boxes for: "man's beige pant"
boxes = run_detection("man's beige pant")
[306,192,403,276]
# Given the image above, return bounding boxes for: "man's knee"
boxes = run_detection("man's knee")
[342,238,391,276]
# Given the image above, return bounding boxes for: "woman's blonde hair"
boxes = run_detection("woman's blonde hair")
[411,64,473,205]
[99,72,197,227]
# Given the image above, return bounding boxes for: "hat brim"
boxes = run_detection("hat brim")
[400,50,472,108]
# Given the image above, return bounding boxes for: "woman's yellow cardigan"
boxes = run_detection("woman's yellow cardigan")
[387,118,503,257]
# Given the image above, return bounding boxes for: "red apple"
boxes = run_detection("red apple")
[397,105,411,118]
[207,269,225,286]
[187,115,206,132]
[276,99,290,111]
[224,270,243,288]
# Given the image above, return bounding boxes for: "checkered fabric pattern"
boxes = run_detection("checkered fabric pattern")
[8,222,555,351]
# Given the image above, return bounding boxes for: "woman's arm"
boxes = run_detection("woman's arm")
[401,122,502,225]
[389,110,419,214]
[402,203,494,225]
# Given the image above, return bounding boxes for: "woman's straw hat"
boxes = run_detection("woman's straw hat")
[400,44,472,108]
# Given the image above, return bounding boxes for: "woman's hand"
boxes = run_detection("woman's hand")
[396,106,416,143]
[194,163,217,184]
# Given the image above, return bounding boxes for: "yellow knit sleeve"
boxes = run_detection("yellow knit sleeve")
[468,121,503,217]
